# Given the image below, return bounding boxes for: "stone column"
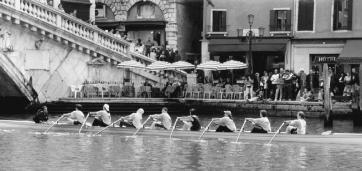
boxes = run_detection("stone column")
[89,0,96,24]
[53,0,60,9]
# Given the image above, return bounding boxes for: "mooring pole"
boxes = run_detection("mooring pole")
[323,63,332,127]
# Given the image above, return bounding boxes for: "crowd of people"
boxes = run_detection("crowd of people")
[34,104,307,135]
[207,67,359,102]
[130,38,181,63]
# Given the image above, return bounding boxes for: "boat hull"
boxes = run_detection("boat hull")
[0,120,362,145]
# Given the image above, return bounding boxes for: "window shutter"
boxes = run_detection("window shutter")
[286,10,292,31]
[270,10,276,31]
[221,11,227,32]
[347,0,353,30]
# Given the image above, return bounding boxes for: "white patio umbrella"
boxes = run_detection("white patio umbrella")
[196,60,221,70]
[218,60,248,83]
[146,61,171,71]
[217,60,248,70]
[168,61,195,70]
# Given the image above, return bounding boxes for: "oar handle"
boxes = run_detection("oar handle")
[78,113,90,134]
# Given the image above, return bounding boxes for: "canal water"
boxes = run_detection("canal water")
[0,114,362,170]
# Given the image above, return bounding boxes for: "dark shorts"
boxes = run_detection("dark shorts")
[290,128,298,134]
[216,126,233,132]
[119,121,136,128]
[251,125,268,133]
[74,121,82,125]
[92,118,109,127]
[155,123,167,130]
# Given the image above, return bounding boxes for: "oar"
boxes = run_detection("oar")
[235,119,247,143]
[44,116,64,133]
[169,117,180,139]
[199,119,214,139]
[132,116,151,137]
[94,117,124,135]
[266,122,285,145]
[78,113,90,134]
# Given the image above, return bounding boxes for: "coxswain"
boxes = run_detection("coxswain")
[150,107,172,130]
[89,104,111,127]
[178,108,201,131]
[213,111,236,132]
[118,108,144,129]
[59,104,85,125]
[245,110,271,133]
[33,106,49,123]
[284,111,306,134]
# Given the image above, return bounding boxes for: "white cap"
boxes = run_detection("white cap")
[103,104,109,112]
[137,108,144,114]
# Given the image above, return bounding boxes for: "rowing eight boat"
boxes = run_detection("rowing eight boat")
[1,120,362,145]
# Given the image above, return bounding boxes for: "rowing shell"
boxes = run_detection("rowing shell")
[1,120,362,145]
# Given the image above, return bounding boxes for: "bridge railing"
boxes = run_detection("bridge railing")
[0,0,130,58]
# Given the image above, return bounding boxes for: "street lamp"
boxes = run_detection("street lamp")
[247,14,254,74]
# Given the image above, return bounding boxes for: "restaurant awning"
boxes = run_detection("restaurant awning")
[208,38,288,52]
[338,40,362,64]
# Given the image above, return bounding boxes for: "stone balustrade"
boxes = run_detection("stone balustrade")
[0,0,130,61]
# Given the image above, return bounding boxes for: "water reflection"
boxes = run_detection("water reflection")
[1,123,362,170]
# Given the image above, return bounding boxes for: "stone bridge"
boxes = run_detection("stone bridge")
[0,0,176,110]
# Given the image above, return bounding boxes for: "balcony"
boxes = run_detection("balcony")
[269,24,292,36]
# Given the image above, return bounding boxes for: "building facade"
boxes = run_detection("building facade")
[202,0,362,77]
[94,0,203,60]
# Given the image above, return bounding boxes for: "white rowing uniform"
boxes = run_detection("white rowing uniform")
[152,112,172,130]
[93,110,111,125]
[214,117,236,132]
[249,117,271,132]
[123,112,143,129]
[289,119,306,134]
[69,110,85,123]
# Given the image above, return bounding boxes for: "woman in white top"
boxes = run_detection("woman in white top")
[285,111,306,134]
[213,111,236,132]
[246,110,271,133]
[119,108,144,129]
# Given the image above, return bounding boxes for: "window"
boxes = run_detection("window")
[297,0,314,31]
[136,2,156,19]
[270,10,291,31]
[333,0,353,30]
[212,10,226,32]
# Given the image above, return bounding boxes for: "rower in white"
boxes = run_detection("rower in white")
[150,107,172,130]
[59,104,85,125]
[118,108,144,129]
[245,110,271,133]
[89,104,111,127]
[284,111,307,135]
[213,111,236,132]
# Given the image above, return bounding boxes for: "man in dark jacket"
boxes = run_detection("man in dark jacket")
[33,106,48,123]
